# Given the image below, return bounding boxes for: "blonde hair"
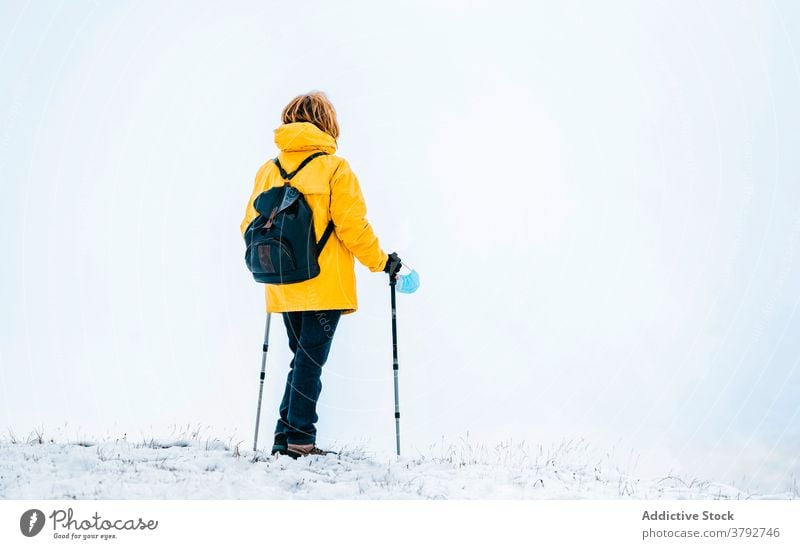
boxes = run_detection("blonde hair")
[281,91,340,140]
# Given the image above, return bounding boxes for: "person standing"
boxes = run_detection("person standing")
[240,91,402,458]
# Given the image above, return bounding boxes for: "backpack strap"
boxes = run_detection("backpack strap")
[273,151,328,181]
[316,220,335,255]
[272,151,335,256]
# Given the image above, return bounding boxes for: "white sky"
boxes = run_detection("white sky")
[1,0,799,494]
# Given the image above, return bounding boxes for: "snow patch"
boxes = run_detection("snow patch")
[2,427,792,499]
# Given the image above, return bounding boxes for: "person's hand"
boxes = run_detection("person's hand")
[384,252,402,278]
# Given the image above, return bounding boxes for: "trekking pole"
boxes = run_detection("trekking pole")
[253,313,272,452]
[389,274,401,456]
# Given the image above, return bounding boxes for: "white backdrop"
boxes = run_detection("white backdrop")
[2,0,799,494]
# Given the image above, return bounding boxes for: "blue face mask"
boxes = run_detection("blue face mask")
[397,269,420,294]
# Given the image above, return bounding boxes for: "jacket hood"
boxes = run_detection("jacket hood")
[274,122,337,154]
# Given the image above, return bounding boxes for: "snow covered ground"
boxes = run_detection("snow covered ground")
[0,425,794,500]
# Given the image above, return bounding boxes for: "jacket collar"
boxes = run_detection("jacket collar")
[274,122,337,154]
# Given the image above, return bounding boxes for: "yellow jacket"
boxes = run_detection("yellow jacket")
[240,122,388,314]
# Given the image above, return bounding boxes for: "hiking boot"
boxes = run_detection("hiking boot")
[271,433,288,456]
[286,442,337,459]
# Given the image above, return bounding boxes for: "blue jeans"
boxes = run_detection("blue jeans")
[274,309,342,445]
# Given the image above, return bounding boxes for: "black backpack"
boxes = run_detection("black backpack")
[244,151,335,284]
